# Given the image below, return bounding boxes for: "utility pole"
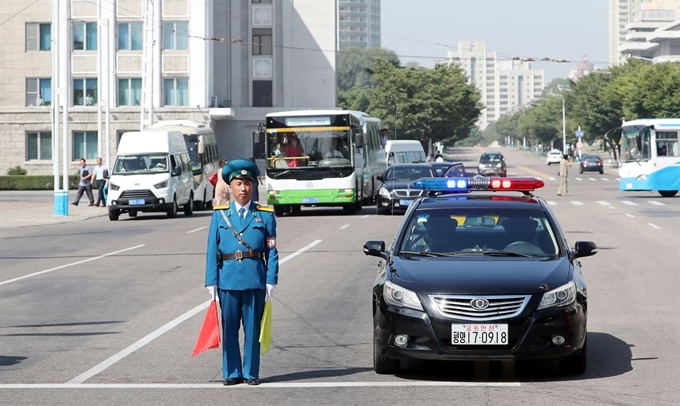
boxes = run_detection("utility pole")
[59,0,71,213]
[52,0,63,215]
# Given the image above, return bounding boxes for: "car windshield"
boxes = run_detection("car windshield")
[481,154,502,162]
[113,155,169,175]
[399,207,560,257]
[384,166,434,181]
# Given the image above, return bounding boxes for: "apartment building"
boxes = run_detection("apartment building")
[0,0,337,175]
[618,0,680,61]
[446,40,544,129]
[338,0,380,49]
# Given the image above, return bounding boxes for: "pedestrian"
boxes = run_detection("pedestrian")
[380,129,388,149]
[214,160,230,206]
[72,158,94,206]
[249,158,264,204]
[557,154,570,196]
[92,157,109,207]
[205,159,279,386]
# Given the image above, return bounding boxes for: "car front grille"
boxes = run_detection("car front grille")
[393,189,424,198]
[120,189,156,199]
[429,295,531,321]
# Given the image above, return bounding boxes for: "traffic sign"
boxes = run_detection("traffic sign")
[575,130,584,138]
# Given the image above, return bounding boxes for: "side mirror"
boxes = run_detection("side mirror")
[376,175,384,182]
[172,166,182,176]
[363,240,387,259]
[354,129,364,148]
[572,240,597,259]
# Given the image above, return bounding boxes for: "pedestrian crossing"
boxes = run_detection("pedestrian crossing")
[544,199,667,207]
[544,177,619,182]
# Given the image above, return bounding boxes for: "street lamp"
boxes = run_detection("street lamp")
[555,94,567,155]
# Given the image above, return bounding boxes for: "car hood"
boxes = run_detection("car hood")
[389,256,571,295]
[380,180,419,190]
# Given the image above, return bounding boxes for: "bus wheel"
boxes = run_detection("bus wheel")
[291,205,301,215]
[659,190,678,197]
[274,205,285,217]
[355,197,363,211]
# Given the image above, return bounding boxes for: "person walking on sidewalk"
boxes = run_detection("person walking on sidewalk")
[72,158,94,206]
[557,154,570,196]
[92,157,109,207]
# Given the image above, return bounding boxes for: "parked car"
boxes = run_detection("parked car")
[579,154,604,174]
[442,162,467,177]
[546,150,563,165]
[477,152,506,177]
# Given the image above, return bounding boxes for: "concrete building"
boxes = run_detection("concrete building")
[0,0,337,176]
[618,1,680,62]
[610,0,645,65]
[446,41,544,129]
[338,0,380,49]
[568,56,596,82]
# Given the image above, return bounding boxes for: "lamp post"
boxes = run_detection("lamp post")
[561,95,566,155]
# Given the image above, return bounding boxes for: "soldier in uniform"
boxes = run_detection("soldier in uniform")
[205,159,279,386]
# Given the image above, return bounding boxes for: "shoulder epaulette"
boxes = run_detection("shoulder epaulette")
[256,204,274,212]
[213,204,230,210]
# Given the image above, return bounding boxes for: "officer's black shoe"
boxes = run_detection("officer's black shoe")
[223,378,243,386]
[71,202,78,206]
[245,379,260,386]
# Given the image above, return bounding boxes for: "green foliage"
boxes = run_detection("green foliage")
[0,175,79,190]
[7,166,27,175]
[337,47,400,92]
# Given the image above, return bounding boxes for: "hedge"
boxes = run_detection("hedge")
[0,175,80,190]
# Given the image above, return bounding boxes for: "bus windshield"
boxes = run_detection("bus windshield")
[267,130,352,170]
[620,125,649,162]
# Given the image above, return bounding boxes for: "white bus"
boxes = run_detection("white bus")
[151,120,219,209]
[618,118,680,197]
[264,110,385,216]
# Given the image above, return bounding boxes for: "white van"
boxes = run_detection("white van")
[385,140,426,166]
[107,130,194,221]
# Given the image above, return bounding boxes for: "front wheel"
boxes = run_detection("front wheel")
[373,334,400,375]
[108,208,120,221]
[343,203,357,215]
[184,194,194,216]
[659,190,678,197]
[167,197,178,218]
[559,336,587,375]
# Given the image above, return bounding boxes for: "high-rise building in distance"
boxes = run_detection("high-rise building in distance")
[338,0,381,49]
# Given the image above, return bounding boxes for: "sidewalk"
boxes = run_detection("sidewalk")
[0,193,107,229]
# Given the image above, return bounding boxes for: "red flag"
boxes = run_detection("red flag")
[192,300,221,357]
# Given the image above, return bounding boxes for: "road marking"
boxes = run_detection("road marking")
[0,382,521,389]
[339,224,350,230]
[361,215,370,219]
[187,226,208,234]
[615,178,621,181]
[548,177,556,181]
[621,201,637,206]
[648,223,662,229]
[602,178,609,181]
[596,201,610,206]
[515,165,550,179]
[625,214,635,218]
[575,177,583,181]
[0,245,146,287]
[648,201,665,206]
[547,201,557,206]
[588,178,597,181]
[571,201,584,206]
[66,239,323,384]
[609,206,615,210]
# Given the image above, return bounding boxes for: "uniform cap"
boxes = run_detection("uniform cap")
[222,159,258,184]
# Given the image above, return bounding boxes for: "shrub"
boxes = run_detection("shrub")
[0,175,80,190]
[7,166,27,176]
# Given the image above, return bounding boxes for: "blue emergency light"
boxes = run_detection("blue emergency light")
[412,177,545,192]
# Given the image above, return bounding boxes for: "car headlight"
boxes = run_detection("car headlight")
[537,281,576,310]
[109,183,120,191]
[378,187,391,198]
[154,180,168,189]
[496,162,503,167]
[383,281,423,311]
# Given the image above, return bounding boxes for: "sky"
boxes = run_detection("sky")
[381,0,609,83]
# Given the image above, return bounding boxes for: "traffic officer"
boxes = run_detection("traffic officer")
[205,159,279,386]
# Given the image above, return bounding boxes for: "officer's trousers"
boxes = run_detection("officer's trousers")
[218,289,266,380]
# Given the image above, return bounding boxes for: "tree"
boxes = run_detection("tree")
[337,47,400,92]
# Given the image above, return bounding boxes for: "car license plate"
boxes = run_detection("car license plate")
[301,197,319,204]
[452,324,508,345]
[129,199,145,205]
[399,199,410,206]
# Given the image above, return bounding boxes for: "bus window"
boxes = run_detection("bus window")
[656,131,678,157]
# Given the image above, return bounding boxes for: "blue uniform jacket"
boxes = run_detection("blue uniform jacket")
[205,202,279,290]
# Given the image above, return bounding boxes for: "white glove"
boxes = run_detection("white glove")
[206,285,217,301]
[266,284,276,302]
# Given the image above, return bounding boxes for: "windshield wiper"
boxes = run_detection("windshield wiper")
[482,251,532,258]
[399,250,456,257]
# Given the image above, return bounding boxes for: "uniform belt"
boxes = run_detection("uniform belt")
[220,250,264,261]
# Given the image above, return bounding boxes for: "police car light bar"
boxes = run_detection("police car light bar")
[411,177,545,192]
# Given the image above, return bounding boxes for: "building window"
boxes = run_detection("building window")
[252,0,272,3]
[73,131,98,160]
[73,78,98,106]
[163,78,188,106]
[253,80,272,107]
[73,22,97,51]
[118,78,142,106]
[162,21,188,50]
[252,29,272,55]
[26,78,52,106]
[26,132,52,161]
[118,22,143,50]
[26,23,51,51]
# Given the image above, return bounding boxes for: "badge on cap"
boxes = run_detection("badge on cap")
[241,169,247,175]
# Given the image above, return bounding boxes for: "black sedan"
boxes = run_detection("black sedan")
[430,162,454,177]
[364,178,597,375]
[375,164,437,215]
[579,154,604,174]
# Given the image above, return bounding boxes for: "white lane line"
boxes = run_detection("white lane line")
[649,223,662,229]
[588,178,596,181]
[602,178,609,181]
[571,201,584,206]
[361,215,370,219]
[187,226,208,234]
[625,214,635,218]
[648,201,665,206]
[339,224,350,230]
[0,245,146,287]
[616,178,621,181]
[575,177,583,181]
[0,382,521,389]
[546,201,557,206]
[548,177,556,181]
[621,200,637,206]
[66,239,323,384]
[596,201,610,206]
[609,206,615,210]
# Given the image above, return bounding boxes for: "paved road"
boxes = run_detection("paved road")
[1,146,679,405]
